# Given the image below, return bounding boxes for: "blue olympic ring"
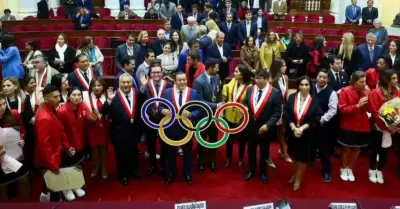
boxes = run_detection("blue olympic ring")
[141,97,176,129]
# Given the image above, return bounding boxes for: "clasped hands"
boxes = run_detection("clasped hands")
[161,109,192,118]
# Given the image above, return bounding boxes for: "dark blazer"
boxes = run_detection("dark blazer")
[73,14,92,30]
[219,21,239,47]
[151,39,165,57]
[199,35,212,56]
[7,95,34,124]
[115,71,139,91]
[238,20,257,43]
[77,0,94,12]
[207,43,232,80]
[328,69,349,92]
[37,0,50,19]
[115,43,140,72]
[249,0,266,9]
[188,12,204,24]
[143,80,173,121]
[48,46,76,74]
[159,88,201,140]
[357,44,384,71]
[170,13,184,31]
[101,89,144,144]
[244,86,281,133]
[221,8,237,21]
[192,72,221,111]
[253,16,268,33]
[67,68,101,91]
[386,53,400,74]
[361,7,378,24]
[143,12,159,20]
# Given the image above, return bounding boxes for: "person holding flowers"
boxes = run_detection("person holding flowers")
[368,69,400,184]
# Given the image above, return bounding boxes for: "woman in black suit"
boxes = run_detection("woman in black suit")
[286,76,322,191]
[286,33,310,78]
[48,33,76,74]
[387,40,400,74]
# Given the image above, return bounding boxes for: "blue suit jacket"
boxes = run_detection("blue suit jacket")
[192,72,220,111]
[221,8,237,21]
[199,35,212,56]
[207,43,232,79]
[67,69,100,91]
[77,0,94,12]
[160,88,201,140]
[101,89,143,144]
[115,71,140,91]
[357,44,384,71]
[238,20,257,43]
[73,14,92,30]
[177,49,205,72]
[170,13,184,31]
[345,5,361,24]
[219,21,239,46]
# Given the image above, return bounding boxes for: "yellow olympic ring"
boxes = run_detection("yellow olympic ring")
[158,115,194,146]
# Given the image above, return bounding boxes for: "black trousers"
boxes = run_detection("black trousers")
[167,140,193,177]
[369,130,389,171]
[146,127,167,169]
[112,141,138,178]
[226,121,246,161]
[198,123,218,164]
[247,131,271,175]
[317,123,332,174]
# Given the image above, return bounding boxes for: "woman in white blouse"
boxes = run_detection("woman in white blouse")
[23,40,42,75]
[76,36,104,76]
[170,31,188,56]
[147,0,160,12]
[388,40,400,73]
[156,42,178,78]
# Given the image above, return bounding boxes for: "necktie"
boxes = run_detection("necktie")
[188,27,193,39]
[80,16,83,24]
[210,77,215,92]
[155,83,160,95]
[257,89,263,103]
[335,73,341,84]
[178,91,183,106]
[83,72,89,83]
[125,94,131,107]
[353,6,356,15]
[369,47,374,62]
[228,23,231,31]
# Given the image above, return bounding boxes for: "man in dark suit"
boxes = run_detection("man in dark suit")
[219,12,239,50]
[73,8,92,30]
[207,32,232,82]
[67,54,100,91]
[170,5,185,31]
[77,0,94,13]
[143,8,159,20]
[201,2,220,25]
[188,4,204,24]
[327,55,349,92]
[357,32,384,71]
[115,56,140,91]
[102,73,143,186]
[161,72,202,184]
[192,58,221,173]
[243,69,281,184]
[151,29,166,56]
[249,0,266,14]
[60,0,76,19]
[198,25,212,56]
[361,0,378,25]
[142,62,173,176]
[37,0,49,19]
[115,33,139,73]
[238,10,257,44]
[221,0,237,22]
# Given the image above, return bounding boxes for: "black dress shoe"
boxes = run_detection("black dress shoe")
[198,164,204,174]
[323,172,332,183]
[147,167,155,176]
[224,160,231,168]
[119,177,128,186]
[260,174,268,184]
[244,172,254,181]
[185,174,193,184]
[131,170,143,178]
[165,174,174,184]
[211,162,218,173]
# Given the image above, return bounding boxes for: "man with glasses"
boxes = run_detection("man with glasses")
[31,55,60,88]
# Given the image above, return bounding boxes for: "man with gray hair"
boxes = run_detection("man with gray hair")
[151,29,166,56]
[181,16,200,43]
[198,25,212,56]
[207,32,232,81]
[31,55,60,88]
[357,32,384,70]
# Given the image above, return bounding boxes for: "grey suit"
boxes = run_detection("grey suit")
[117,10,138,19]
[0,15,16,21]
[180,25,200,43]
[115,43,140,72]
[369,28,389,50]
[159,2,176,20]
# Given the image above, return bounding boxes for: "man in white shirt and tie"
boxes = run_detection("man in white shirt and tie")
[239,10,256,44]
[171,5,185,31]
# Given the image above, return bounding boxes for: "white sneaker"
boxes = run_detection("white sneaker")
[40,192,50,202]
[156,154,160,160]
[376,170,384,184]
[340,168,349,181]
[369,169,377,183]
[347,169,355,182]
[73,188,86,197]
[62,190,75,201]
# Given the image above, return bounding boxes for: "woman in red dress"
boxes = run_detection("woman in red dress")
[83,78,109,179]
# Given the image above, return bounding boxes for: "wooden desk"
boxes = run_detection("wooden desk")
[12,31,365,43]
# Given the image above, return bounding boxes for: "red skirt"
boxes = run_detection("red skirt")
[87,117,110,147]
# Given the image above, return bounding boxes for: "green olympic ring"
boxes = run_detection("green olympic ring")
[195,117,230,149]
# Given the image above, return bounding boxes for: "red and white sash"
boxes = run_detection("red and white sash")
[278,75,288,100]
[35,67,50,88]
[117,88,136,121]
[148,79,167,108]
[74,68,94,91]
[6,96,23,113]
[294,92,312,125]
[171,86,191,111]
[88,93,106,119]
[231,81,247,103]
[249,84,273,120]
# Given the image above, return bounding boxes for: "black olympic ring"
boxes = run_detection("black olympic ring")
[178,100,213,132]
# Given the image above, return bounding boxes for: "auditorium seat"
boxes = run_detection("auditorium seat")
[133,16,142,19]
[57,6,66,17]
[94,37,111,48]
[266,13,274,21]
[284,16,292,22]
[25,25,44,31]
[11,25,25,32]
[102,56,114,75]
[302,28,321,35]
[116,24,132,30]
[23,16,38,20]
[307,14,320,23]
[38,37,57,50]
[16,38,30,49]
[91,24,107,30]
[67,38,78,49]
[323,29,341,35]
[229,58,240,76]
[133,24,145,30]
[294,14,306,23]
[354,30,368,38]
[322,15,335,24]
[49,8,55,18]
[327,41,341,50]
[146,25,159,31]
[116,36,127,42]
[50,16,67,20]
[102,16,116,20]
[99,8,111,18]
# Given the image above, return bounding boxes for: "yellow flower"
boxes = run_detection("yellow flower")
[383,107,395,115]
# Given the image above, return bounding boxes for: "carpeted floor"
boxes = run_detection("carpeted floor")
[22,142,400,202]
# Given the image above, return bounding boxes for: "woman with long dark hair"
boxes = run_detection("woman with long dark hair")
[286,76,322,191]
[222,64,253,167]
[0,35,24,79]
[269,58,291,164]
[240,36,259,72]
[48,33,76,74]
[308,35,328,78]
[170,30,188,56]
[286,33,310,78]
[51,74,69,105]
[23,40,42,75]
[76,36,104,76]
[368,69,399,184]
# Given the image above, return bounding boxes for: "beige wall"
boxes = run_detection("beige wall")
[378,0,400,26]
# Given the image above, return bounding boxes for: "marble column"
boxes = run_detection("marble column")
[105,0,120,17]
[330,0,347,24]
[18,0,37,18]
[131,0,146,17]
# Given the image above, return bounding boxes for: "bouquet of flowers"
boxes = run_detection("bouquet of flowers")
[379,98,400,127]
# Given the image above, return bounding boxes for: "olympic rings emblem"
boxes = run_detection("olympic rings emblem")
[141,98,250,149]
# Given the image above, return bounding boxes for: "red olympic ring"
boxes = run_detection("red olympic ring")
[214,102,249,134]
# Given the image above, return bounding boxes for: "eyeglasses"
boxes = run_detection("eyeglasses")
[151,72,162,74]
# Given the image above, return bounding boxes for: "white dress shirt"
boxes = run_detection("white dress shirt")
[217,44,224,57]
[315,84,338,124]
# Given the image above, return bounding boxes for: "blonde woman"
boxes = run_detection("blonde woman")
[337,32,361,76]
[135,31,150,65]
[76,36,104,76]
[260,31,286,70]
